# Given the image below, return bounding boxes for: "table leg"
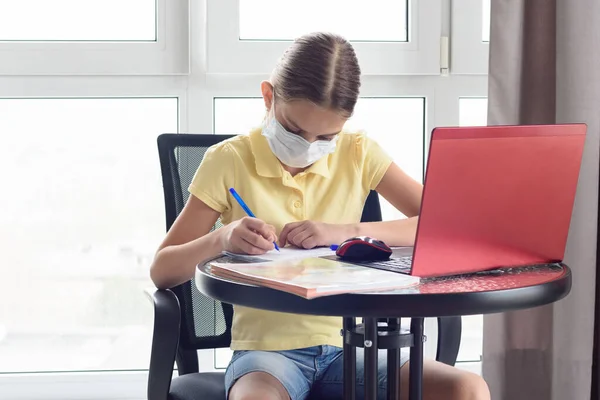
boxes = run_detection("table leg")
[364,317,378,400]
[387,318,401,400]
[409,318,424,400]
[343,317,356,400]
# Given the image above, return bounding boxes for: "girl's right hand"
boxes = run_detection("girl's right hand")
[219,216,277,255]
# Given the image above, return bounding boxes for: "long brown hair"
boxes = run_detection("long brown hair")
[271,32,361,118]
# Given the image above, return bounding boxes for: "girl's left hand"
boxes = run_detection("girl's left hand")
[279,221,354,249]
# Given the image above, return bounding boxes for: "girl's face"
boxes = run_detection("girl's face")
[261,81,348,143]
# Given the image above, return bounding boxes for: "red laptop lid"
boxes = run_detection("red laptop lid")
[411,124,586,277]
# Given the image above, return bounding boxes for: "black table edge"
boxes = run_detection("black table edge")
[195,264,572,318]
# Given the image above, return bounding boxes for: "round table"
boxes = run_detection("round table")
[196,262,571,400]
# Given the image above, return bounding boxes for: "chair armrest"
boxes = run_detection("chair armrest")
[435,316,462,366]
[145,287,181,400]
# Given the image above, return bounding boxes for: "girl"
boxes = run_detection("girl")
[151,32,490,400]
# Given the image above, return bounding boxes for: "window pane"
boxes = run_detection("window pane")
[239,0,408,42]
[459,98,488,127]
[214,98,266,134]
[482,0,491,42]
[457,315,484,362]
[0,0,156,41]
[456,97,488,363]
[0,98,177,372]
[216,348,234,370]
[345,98,425,220]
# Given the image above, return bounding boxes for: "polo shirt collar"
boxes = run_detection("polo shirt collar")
[249,128,331,179]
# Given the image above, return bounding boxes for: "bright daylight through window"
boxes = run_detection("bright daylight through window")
[0,98,177,372]
[0,0,156,41]
[0,0,489,398]
[239,0,408,41]
[482,0,491,42]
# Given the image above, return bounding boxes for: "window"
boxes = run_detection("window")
[0,0,187,74]
[0,98,178,373]
[1,0,490,397]
[239,0,408,41]
[459,98,488,126]
[0,0,156,41]
[207,0,441,74]
[345,97,425,220]
[451,0,489,74]
[482,0,491,42]
[213,97,265,134]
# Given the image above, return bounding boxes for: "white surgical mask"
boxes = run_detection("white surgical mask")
[261,104,338,168]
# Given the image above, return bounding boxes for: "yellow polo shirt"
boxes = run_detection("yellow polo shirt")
[188,127,392,350]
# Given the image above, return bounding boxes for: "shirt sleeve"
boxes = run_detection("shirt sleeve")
[188,142,234,213]
[354,132,394,191]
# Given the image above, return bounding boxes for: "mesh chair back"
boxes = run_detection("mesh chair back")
[157,134,235,350]
[157,133,383,351]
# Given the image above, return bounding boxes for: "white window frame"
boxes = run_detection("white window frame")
[0,371,150,400]
[450,0,489,75]
[0,0,189,75]
[206,0,442,75]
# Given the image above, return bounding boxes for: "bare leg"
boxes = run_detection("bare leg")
[400,360,490,400]
[229,371,291,400]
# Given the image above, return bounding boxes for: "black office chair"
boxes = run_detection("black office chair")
[147,134,463,400]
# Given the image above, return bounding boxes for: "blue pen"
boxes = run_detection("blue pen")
[229,188,280,251]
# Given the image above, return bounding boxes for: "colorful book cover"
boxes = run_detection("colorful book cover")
[209,256,420,299]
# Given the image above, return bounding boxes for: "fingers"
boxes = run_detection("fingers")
[288,227,312,249]
[242,217,277,241]
[239,236,273,255]
[229,217,276,255]
[239,227,274,250]
[279,221,305,247]
[299,236,318,249]
[230,230,273,255]
[284,222,320,249]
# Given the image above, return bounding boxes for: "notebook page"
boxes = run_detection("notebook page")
[222,247,335,263]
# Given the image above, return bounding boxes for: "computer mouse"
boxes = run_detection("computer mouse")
[335,236,392,261]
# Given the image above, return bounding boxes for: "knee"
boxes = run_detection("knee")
[450,372,490,400]
[229,387,286,400]
[228,372,290,400]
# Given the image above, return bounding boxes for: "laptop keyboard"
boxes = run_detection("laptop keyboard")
[348,256,413,274]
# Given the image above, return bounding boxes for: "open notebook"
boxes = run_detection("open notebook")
[210,248,420,299]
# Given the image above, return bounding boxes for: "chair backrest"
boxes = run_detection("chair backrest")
[157,134,235,353]
[156,133,383,353]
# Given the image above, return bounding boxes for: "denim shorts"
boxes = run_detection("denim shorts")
[224,345,410,400]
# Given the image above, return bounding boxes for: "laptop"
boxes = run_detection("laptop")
[352,124,587,278]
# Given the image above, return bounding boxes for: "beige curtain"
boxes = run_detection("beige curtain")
[482,0,600,399]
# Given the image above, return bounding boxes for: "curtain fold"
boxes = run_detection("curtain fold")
[483,0,600,399]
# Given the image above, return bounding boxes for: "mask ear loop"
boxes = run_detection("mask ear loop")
[262,86,276,123]
[268,89,283,131]
[271,89,277,119]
